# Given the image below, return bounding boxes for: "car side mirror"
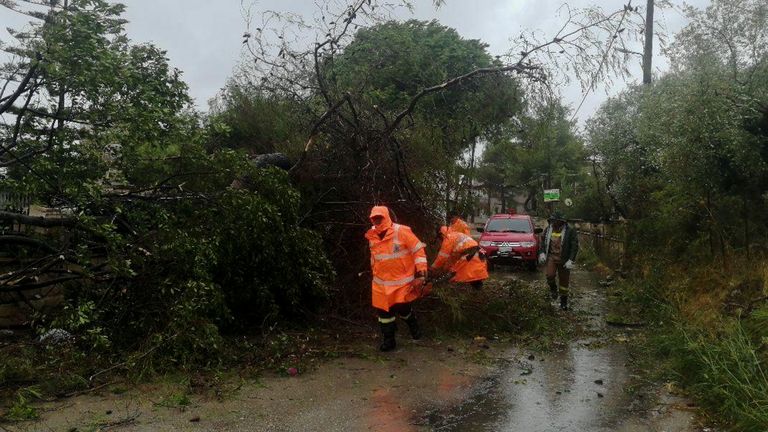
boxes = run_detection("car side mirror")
[534,227,543,234]
[476,227,484,233]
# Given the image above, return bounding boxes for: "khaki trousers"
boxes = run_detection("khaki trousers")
[545,258,570,295]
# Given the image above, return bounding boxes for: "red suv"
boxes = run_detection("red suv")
[478,212,542,270]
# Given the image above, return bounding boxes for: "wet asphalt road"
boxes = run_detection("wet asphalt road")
[426,268,652,431]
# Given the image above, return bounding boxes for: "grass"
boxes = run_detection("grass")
[576,239,601,270]
[154,391,192,409]
[612,255,768,431]
[670,320,768,430]
[0,343,90,423]
[5,398,37,421]
[2,388,41,422]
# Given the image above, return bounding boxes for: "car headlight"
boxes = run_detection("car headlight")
[520,242,535,248]
[479,240,492,247]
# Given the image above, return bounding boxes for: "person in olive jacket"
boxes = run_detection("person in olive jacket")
[538,212,579,310]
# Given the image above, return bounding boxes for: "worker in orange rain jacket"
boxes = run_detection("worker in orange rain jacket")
[448,210,471,235]
[431,226,489,290]
[365,206,428,352]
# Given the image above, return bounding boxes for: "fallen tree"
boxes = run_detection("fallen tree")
[214,0,647,313]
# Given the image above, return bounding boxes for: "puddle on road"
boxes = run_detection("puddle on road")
[428,344,631,431]
[425,269,641,432]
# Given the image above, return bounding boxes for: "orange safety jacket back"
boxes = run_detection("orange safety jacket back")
[449,218,471,235]
[431,230,488,283]
[366,208,428,311]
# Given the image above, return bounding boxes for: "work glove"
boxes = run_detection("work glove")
[537,253,546,265]
[411,277,425,290]
[564,260,574,270]
[412,270,427,289]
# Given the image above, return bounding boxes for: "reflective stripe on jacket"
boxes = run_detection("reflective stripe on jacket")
[365,217,428,311]
[431,232,488,283]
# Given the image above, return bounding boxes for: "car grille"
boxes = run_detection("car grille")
[491,241,521,247]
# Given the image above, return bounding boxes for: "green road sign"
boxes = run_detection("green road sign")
[544,189,560,202]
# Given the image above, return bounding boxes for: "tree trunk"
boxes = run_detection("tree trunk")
[500,185,506,213]
[707,190,715,257]
[544,173,553,215]
[467,139,477,222]
[591,158,607,220]
[743,194,750,260]
[444,168,452,217]
[487,185,492,216]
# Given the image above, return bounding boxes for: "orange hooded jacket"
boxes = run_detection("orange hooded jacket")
[365,206,428,311]
[448,218,471,235]
[431,226,488,283]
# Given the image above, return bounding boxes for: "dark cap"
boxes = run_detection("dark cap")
[548,211,567,222]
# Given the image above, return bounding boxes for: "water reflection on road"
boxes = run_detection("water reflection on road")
[428,268,637,431]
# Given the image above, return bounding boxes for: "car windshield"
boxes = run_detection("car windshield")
[486,218,531,233]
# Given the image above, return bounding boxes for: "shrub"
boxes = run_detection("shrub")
[47,167,334,368]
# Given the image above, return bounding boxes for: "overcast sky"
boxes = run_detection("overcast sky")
[2,0,712,125]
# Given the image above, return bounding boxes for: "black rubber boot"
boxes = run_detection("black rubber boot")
[559,295,569,311]
[379,321,397,352]
[548,282,558,300]
[404,313,421,340]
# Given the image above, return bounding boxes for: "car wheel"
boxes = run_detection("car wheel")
[488,261,496,271]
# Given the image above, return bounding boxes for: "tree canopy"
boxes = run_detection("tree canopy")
[0,0,334,361]
[587,0,768,256]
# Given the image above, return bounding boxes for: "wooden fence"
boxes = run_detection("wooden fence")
[0,192,32,234]
[0,192,31,214]
[574,221,625,269]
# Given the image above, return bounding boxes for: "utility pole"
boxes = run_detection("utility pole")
[543,173,553,215]
[642,0,654,84]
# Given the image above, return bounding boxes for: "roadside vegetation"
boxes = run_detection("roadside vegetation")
[605,260,768,431]
[586,1,768,429]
